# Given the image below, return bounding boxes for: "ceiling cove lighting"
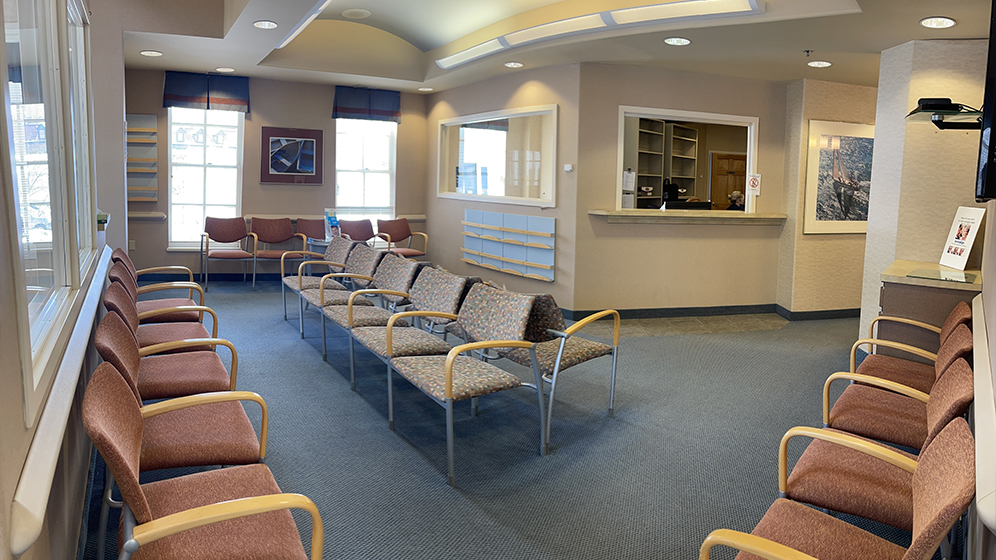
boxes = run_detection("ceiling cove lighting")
[435,0,764,70]
[253,20,278,29]
[277,0,335,49]
[504,61,524,68]
[139,50,163,57]
[807,60,831,68]
[919,16,956,29]
[663,37,691,46]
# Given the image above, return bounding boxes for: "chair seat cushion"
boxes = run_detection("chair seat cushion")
[735,498,905,560]
[137,298,200,324]
[207,249,253,259]
[353,327,452,358]
[136,323,213,353]
[501,337,613,376]
[390,247,425,258]
[282,275,346,293]
[785,429,916,531]
[828,384,928,450]
[257,249,302,260]
[322,306,408,329]
[138,351,231,400]
[390,355,521,402]
[141,400,260,472]
[131,464,308,560]
[856,354,935,394]
[301,288,373,308]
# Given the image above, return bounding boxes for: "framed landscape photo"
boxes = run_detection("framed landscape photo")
[260,126,323,184]
[804,120,875,234]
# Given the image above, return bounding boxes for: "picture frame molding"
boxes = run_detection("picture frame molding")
[259,126,324,185]
[803,119,875,234]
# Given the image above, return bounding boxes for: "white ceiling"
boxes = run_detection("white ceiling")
[122,0,993,92]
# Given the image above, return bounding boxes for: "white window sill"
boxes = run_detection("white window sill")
[436,192,554,208]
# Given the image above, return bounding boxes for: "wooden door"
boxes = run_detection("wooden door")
[710,153,747,210]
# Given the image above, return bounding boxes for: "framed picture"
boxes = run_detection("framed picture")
[804,120,875,234]
[260,126,323,184]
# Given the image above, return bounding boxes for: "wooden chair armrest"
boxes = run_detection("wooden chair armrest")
[699,529,817,560]
[823,371,929,425]
[283,252,325,276]
[247,232,258,255]
[778,426,917,494]
[444,341,532,399]
[138,305,217,337]
[376,232,392,245]
[137,281,206,306]
[297,260,346,276]
[129,494,323,560]
[135,266,193,283]
[140,391,268,457]
[318,273,375,305]
[138,339,238,386]
[869,315,942,339]
[564,309,620,346]
[411,231,428,253]
[385,311,459,355]
[294,232,308,249]
[850,338,937,372]
[347,290,410,326]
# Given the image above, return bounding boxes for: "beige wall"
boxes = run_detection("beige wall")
[778,79,877,313]
[123,70,428,271]
[573,63,787,311]
[424,64,581,308]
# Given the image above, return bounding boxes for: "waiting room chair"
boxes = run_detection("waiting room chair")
[108,259,205,324]
[200,216,256,291]
[103,282,217,353]
[295,217,327,242]
[280,235,358,333]
[297,243,385,336]
[377,217,428,259]
[340,218,377,244]
[82,362,323,560]
[251,217,307,291]
[699,417,976,560]
[111,248,199,314]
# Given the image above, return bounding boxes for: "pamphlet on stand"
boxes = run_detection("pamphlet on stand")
[324,208,340,241]
[938,206,985,271]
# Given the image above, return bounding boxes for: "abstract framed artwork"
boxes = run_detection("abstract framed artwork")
[260,126,323,184]
[804,120,875,234]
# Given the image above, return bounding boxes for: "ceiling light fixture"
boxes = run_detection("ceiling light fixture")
[215,67,236,73]
[610,0,764,26]
[919,16,956,29]
[253,20,278,29]
[807,60,831,68]
[139,50,163,57]
[504,61,524,69]
[418,87,434,92]
[341,8,371,20]
[277,0,335,49]
[663,37,691,46]
[437,39,505,70]
[504,13,607,47]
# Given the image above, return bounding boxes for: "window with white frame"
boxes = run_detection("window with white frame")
[334,118,396,221]
[168,107,244,247]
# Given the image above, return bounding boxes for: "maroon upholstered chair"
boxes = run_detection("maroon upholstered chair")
[103,282,217,353]
[250,217,307,290]
[82,362,323,560]
[111,247,197,299]
[200,216,255,290]
[701,418,975,560]
[377,217,427,259]
[295,217,327,241]
[339,218,376,244]
[108,260,207,324]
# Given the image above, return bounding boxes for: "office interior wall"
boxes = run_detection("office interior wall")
[778,79,877,313]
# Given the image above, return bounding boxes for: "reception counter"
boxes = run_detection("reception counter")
[587,209,787,226]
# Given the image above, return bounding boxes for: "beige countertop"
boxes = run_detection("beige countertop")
[881,259,982,292]
[587,209,787,225]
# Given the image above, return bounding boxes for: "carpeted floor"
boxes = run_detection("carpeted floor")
[78,281,916,560]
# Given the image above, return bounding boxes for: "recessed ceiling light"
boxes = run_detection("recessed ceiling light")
[341,8,371,20]
[920,16,956,29]
[504,61,524,69]
[254,20,278,29]
[663,37,691,46]
[418,87,433,92]
[139,50,163,57]
[808,60,832,68]
[216,67,236,73]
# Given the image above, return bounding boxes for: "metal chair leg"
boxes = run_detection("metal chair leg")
[530,346,548,457]
[608,346,619,417]
[96,466,116,560]
[299,296,305,338]
[204,258,209,292]
[387,362,395,431]
[446,399,456,487]
[321,313,327,362]
[252,256,257,291]
[544,338,568,455]
[349,336,356,391]
[281,280,287,320]
[242,261,247,283]
[471,397,478,417]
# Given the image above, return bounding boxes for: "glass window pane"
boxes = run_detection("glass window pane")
[336,133,363,171]
[205,167,237,205]
[365,173,391,207]
[171,166,204,204]
[363,134,389,171]
[171,107,205,125]
[171,205,205,242]
[336,172,364,207]
[171,125,205,165]
[206,110,239,126]
[68,10,91,258]
[205,205,237,219]
[206,126,238,166]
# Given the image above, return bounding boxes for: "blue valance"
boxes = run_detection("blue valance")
[332,86,401,123]
[163,71,250,113]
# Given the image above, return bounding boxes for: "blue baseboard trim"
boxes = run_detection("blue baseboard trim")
[774,306,861,321]
[564,304,777,321]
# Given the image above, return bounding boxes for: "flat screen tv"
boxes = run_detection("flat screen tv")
[977,0,996,201]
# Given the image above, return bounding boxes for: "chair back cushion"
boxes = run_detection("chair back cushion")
[907,417,975,560]
[340,219,375,242]
[939,301,972,346]
[94,312,143,402]
[103,282,140,333]
[108,261,139,300]
[251,217,294,244]
[110,248,138,279]
[371,253,419,303]
[934,324,972,379]
[457,283,535,342]
[296,218,326,240]
[325,236,358,273]
[205,216,248,243]
[522,293,567,343]
[377,218,412,243]
[409,266,467,316]
[82,363,152,523]
[344,243,385,288]
[923,358,975,449]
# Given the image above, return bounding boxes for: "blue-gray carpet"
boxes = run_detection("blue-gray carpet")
[79,281,919,560]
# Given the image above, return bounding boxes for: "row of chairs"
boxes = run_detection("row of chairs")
[279,235,620,485]
[84,249,323,559]
[200,215,428,290]
[700,302,977,559]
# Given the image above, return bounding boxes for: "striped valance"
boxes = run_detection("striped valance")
[332,86,401,123]
[163,71,250,113]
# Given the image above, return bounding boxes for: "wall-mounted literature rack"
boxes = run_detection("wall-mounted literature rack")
[461,210,555,282]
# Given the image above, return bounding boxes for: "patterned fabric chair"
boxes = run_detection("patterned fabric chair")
[82,363,323,560]
[377,217,427,259]
[103,282,217,353]
[340,218,376,244]
[497,294,621,454]
[297,244,386,338]
[782,358,974,531]
[699,418,975,560]
[388,283,544,486]
[281,235,359,333]
[108,260,207,324]
[250,217,307,291]
[849,306,973,394]
[200,216,255,291]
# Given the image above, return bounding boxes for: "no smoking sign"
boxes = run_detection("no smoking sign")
[747,174,761,196]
